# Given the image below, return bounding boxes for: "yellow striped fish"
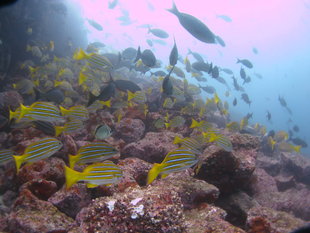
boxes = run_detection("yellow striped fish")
[65,161,122,189]
[127,91,146,105]
[12,102,64,123]
[203,130,233,152]
[190,119,213,132]
[55,119,84,136]
[173,136,204,155]
[0,149,14,164]
[87,99,111,113]
[69,142,119,168]
[60,105,89,121]
[13,137,62,173]
[147,148,199,184]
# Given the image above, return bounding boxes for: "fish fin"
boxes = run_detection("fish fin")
[167,1,179,15]
[147,163,162,184]
[33,79,39,87]
[59,106,68,116]
[99,99,111,108]
[127,90,135,101]
[161,173,168,179]
[173,136,182,145]
[9,108,18,121]
[68,154,78,169]
[86,183,98,188]
[55,126,64,137]
[294,145,301,153]
[236,58,241,64]
[18,104,29,122]
[190,119,198,128]
[13,155,24,173]
[133,46,141,63]
[87,92,97,107]
[73,48,87,60]
[78,72,87,85]
[64,165,82,189]
[164,123,170,129]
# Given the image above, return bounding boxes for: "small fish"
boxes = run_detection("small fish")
[147,148,199,184]
[69,142,119,168]
[134,46,156,67]
[60,105,89,121]
[274,130,289,142]
[65,161,122,189]
[0,149,14,164]
[173,136,204,155]
[169,38,178,66]
[292,125,299,133]
[146,39,153,47]
[153,118,165,129]
[163,97,175,109]
[277,142,301,153]
[203,130,233,152]
[221,68,233,75]
[94,124,112,140]
[240,117,248,130]
[266,111,272,121]
[55,119,84,136]
[127,91,146,105]
[32,120,56,136]
[199,85,215,94]
[190,119,212,132]
[162,66,174,96]
[108,0,118,9]
[226,121,240,132]
[233,98,237,106]
[184,56,191,72]
[241,93,251,106]
[216,14,232,22]
[240,67,246,80]
[87,100,111,113]
[147,26,169,38]
[87,19,103,31]
[188,49,204,62]
[237,59,253,69]
[13,137,62,173]
[11,102,63,123]
[165,116,185,129]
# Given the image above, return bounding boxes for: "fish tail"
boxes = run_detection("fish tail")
[18,104,29,122]
[9,108,18,121]
[13,155,24,173]
[64,165,82,189]
[73,48,87,60]
[68,154,78,169]
[127,90,135,101]
[59,106,69,116]
[293,145,301,153]
[167,1,179,15]
[190,119,199,128]
[147,163,162,184]
[55,126,64,137]
[164,123,170,129]
[99,99,111,108]
[78,72,87,85]
[173,136,182,144]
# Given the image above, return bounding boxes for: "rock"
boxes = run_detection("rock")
[216,191,259,228]
[249,168,278,195]
[0,162,16,194]
[76,185,186,232]
[115,118,145,143]
[196,145,256,194]
[118,157,152,189]
[152,171,220,209]
[19,179,58,200]
[274,175,296,191]
[230,133,261,150]
[246,206,305,233]
[255,152,282,176]
[0,91,23,110]
[48,184,92,219]
[0,131,8,145]
[121,131,180,163]
[17,157,65,188]
[8,189,74,233]
[184,204,246,233]
[2,190,18,208]
[0,212,8,232]
[207,111,228,128]
[61,134,78,157]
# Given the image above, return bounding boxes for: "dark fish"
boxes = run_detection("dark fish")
[232,76,244,92]
[215,35,226,47]
[215,76,227,85]
[266,111,272,121]
[146,39,153,47]
[162,66,174,96]
[169,39,178,66]
[87,19,103,31]
[108,0,118,9]
[114,79,141,92]
[167,2,215,43]
[290,224,310,233]
[148,26,169,38]
[290,137,308,148]
[241,93,251,106]
[150,70,166,76]
[278,96,292,115]
[221,68,233,75]
[122,47,137,60]
[134,47,156,67]
[35,87,65,105]
[240,67,246,80]
[32,120,56,136]
[211,66,219,78]
[252,47,258,54]
[237,59,253,69]
[88,83,116,106]
[199,85,215,94]
[188,49,204,62]
[293,125,299,132]
[243,76,251,85]
[0,0,18,7]
[246,112,253,120]
[254,73,263,79]
[192,62,210,72]
[233,98,237,106]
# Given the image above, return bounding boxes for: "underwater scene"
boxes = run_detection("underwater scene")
[0,0,309,232]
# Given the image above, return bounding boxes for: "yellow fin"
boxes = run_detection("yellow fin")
[293,145,301,153]
[147,163,162,184]
[68,154,79,169]
[127,90,135,101]
[86,183,99,188]
[55,126,64,137]
[73,48,87,60]
[59,106,69,116]
[173,136,183,145]
[99,99,111,108]
[190,119,199,128]
[13,155,24,174]
[78,72,87,85]
[64,165,82,189]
